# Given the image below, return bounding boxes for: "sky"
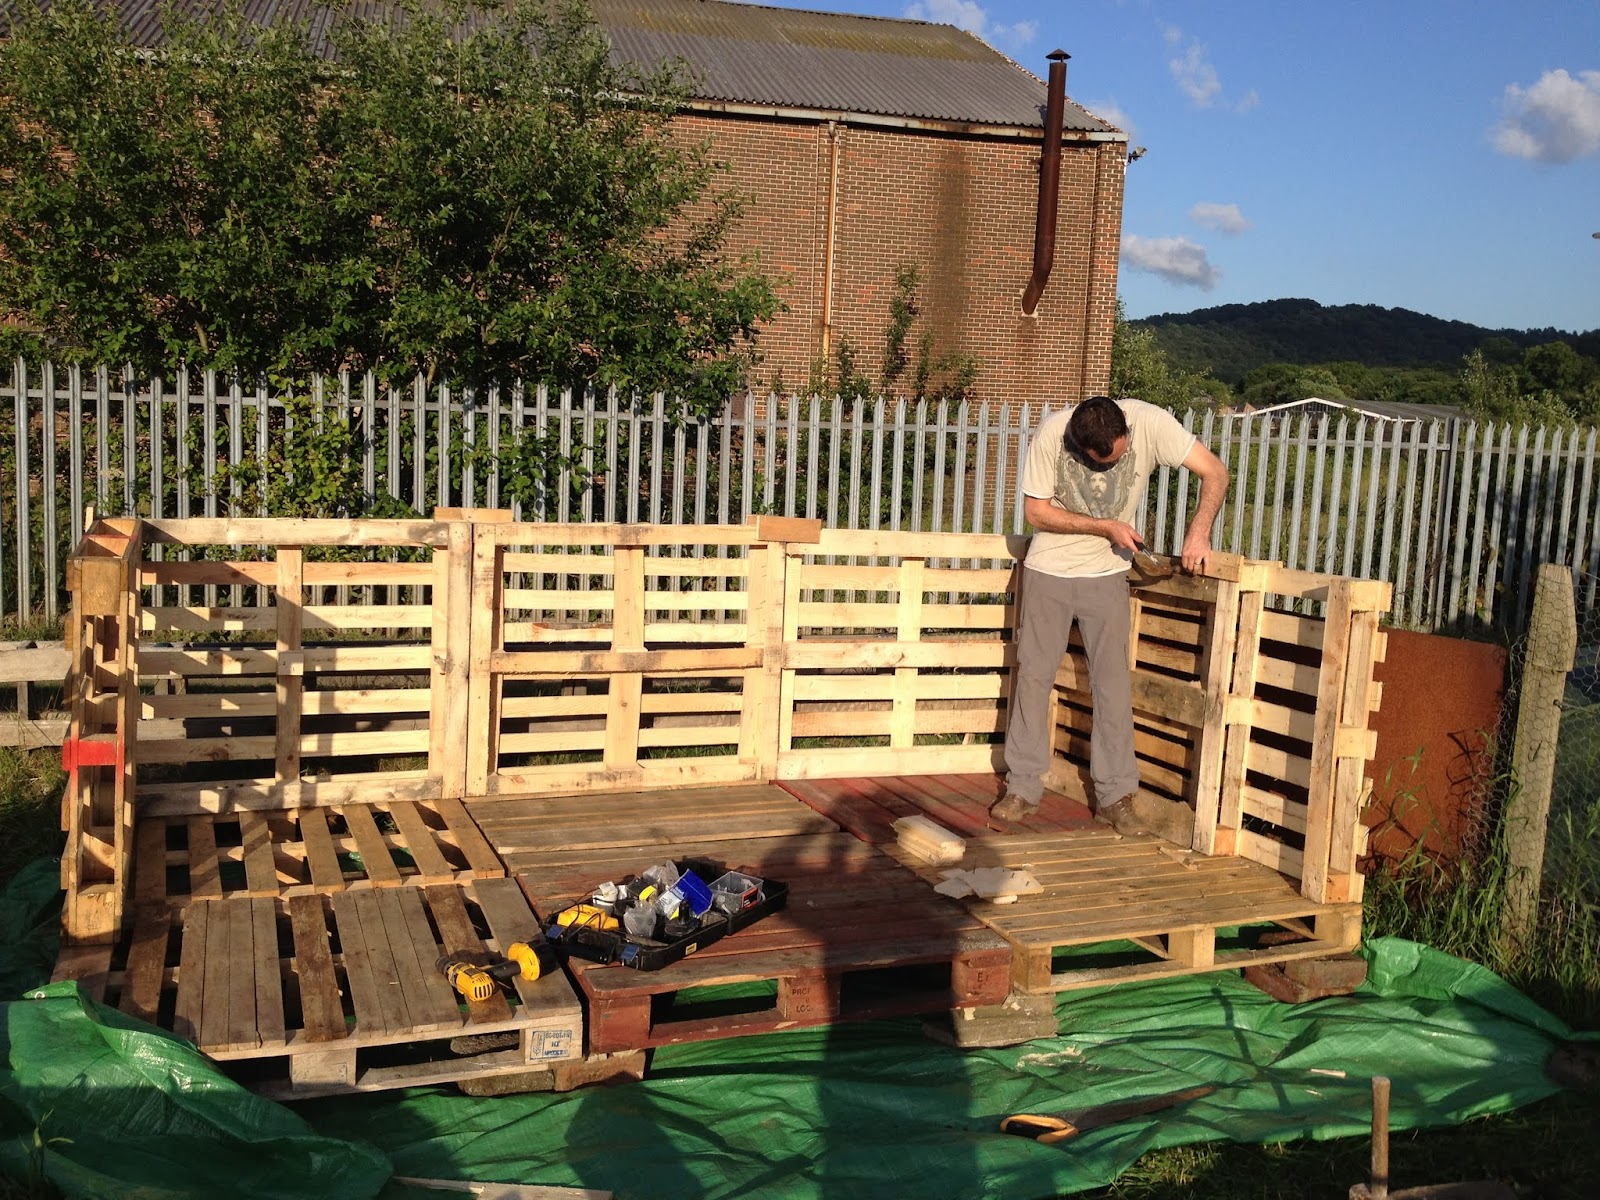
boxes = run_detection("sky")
[752,0,1600,335]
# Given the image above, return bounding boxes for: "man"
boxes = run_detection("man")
[990,395,1229,843]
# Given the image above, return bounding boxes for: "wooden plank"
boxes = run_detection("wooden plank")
[297,809,346,891]
[141,517,450,548]
[387,802,457,882]
[133,818,170,907]
[173,900,209,1042]
[342,804,403,886]
[441,521,475,798]
[1191,578,1239,853]
[425,883,514,1025]
[379,887,462,1031]
[1300,580,1353,900]
[140,772,439,817]
[330,890,393,1038]
[140,644,433,677]
[434,795,503,877]
[186,817,222,899]
[197,899,238,1051]
[239,808,279,895]
[119,908,172,1025]
[1329,608,1381,900]
[252,897,287,1046]
[465,531,501,796]
[287,893,346,1042]
[274,548,305,783]
[470,876,560,1016]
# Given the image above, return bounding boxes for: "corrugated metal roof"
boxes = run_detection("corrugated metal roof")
[590,1,1110,131]
[0,1,1117,133]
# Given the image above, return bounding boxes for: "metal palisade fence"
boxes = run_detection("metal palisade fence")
[3,359,1597,633]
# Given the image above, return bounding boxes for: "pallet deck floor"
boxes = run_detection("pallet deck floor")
[471,784,1014,1053]
[52,773,1361,1083]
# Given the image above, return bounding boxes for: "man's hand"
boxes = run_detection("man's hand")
[1100,520,1143,552]
[1180,530,1213,574]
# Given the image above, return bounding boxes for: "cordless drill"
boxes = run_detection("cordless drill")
[437,939,556,1004]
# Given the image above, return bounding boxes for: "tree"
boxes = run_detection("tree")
[1110,300,1218,411]
[0,0,779,411]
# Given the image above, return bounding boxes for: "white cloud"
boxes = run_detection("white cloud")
[1087,100,1136,138]
[1189,202,1251,234]
[1120,236,1221,290]
[904,2,1037,51]
[1160,22,1255,113]
[1492,69,1600,163]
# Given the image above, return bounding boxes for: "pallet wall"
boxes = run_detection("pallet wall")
[465,516,818,797]
[776,528,1025,779]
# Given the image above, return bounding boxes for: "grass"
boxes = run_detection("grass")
[1075,1090,1600,1199]
[0,748,65,888]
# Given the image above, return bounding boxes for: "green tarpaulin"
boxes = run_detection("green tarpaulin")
[0,859,1588,1200]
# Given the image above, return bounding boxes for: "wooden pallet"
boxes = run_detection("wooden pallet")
[66,876,582,1096]
[479,786,1011,1054]
[130,796,504,908]
[884,827,1361,994]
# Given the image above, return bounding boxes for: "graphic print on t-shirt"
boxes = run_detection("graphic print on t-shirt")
[1054,444,1139,521]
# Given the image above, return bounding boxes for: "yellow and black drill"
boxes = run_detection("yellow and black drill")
[437,940,556,1004]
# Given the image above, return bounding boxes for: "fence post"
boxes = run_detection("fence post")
[1502,562,1578,948]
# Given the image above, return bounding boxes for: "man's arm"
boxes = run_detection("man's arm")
[1177,442,1229,573]
[1022,496,1143,552]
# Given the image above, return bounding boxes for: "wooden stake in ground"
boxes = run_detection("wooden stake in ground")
[1503,564,1577,950]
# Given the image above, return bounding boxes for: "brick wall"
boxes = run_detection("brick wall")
[675,112,1125,414]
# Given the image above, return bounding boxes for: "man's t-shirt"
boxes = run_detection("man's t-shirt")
[1021,399,1197,579]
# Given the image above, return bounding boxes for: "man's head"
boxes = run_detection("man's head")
[1065,396,1129,470]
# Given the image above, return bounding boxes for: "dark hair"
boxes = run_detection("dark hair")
[1065,396,1128,459]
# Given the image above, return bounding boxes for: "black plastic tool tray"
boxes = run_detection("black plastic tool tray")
[543,873,789,972]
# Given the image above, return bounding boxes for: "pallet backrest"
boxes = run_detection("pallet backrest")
[465,516,819,797]
[776,528,1026,779]
[118,517,470,822]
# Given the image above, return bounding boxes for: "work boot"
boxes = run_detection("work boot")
[1094,796,1150,836]
[989,792,1038,822]
[1127,791,1196,847]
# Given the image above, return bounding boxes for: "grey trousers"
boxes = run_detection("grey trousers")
[1003,569,1139,809]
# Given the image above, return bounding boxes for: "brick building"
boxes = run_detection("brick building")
[595,0,1128,409]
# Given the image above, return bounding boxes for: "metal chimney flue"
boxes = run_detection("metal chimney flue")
[1021,50,1069,317]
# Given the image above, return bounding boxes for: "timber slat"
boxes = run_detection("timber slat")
[288,894,346,1042]
[424,883,515,1025]
[340,806,403,887]
[119,907,171,1025]
[299,811,346,890]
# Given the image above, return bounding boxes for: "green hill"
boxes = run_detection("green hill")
[1135,298,1600,386]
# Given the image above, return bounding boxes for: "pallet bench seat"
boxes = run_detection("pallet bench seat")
[882,827,1360,994]
[785,775,1360,994]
